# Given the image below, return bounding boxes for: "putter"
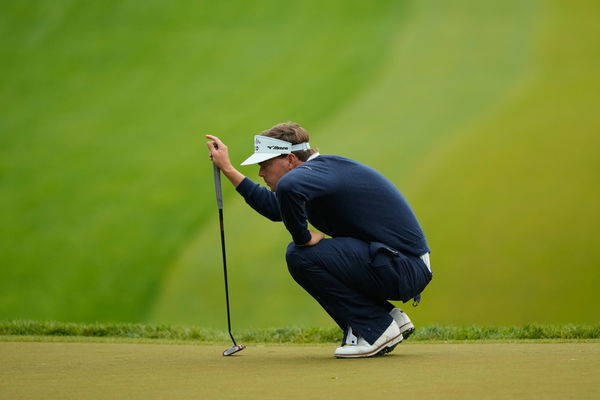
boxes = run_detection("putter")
[213,162,246,356]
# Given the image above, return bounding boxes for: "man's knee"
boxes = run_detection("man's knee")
[285,242,315,279]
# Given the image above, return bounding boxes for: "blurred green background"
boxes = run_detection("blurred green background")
[1,0,598,329]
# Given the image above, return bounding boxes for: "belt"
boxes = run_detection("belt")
[420,253,432,273]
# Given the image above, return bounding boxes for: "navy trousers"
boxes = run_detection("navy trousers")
[286,237,432,345]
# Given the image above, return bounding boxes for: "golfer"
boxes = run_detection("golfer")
[206,122,432,358]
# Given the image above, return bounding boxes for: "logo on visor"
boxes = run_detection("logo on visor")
[267,145,287,150]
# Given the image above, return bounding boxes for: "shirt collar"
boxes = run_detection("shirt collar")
[307,152,320,162]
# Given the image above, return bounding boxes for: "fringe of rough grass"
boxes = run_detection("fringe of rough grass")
[1,321,598,343]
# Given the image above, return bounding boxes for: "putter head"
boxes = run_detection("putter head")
[223,344,246,356]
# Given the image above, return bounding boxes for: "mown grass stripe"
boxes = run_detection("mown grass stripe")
[149,0,541,328]
[1,321,598,343]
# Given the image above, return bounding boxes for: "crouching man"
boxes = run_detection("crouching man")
[206,122,432,358]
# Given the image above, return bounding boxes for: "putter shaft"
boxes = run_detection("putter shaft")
[218,206,237,346]
[213,163,240,348]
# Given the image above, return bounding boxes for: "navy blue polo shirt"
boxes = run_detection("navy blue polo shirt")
[236,155,429,257]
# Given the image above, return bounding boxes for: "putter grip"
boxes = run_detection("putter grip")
[213,163,223,210]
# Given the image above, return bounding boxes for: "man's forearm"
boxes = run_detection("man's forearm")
[221,166,246,188]
[236,177,282,221]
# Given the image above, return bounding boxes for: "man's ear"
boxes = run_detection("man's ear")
[288,153,301,168]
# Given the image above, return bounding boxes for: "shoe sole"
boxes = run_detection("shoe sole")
[383,324,415,354]
[400,323,415,340]
[334,333,403,359]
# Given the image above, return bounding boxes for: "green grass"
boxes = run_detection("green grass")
[1,321,598,343]
[149,0,600,328]
[1,0,599,328]
[3,342,598,400]
[0,0,407,322]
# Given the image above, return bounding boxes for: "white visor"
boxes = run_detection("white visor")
[241,135,310,166]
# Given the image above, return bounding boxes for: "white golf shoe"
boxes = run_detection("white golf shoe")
[389,308,415,339]
[334,320,402,358]
[383,308,415,354]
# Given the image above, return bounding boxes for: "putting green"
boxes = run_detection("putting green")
[1,341,598,399]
